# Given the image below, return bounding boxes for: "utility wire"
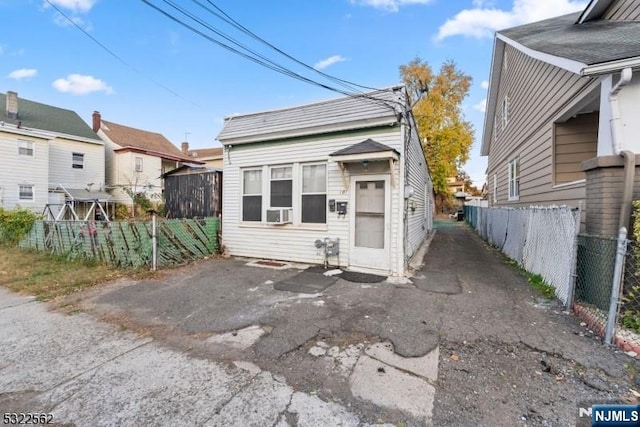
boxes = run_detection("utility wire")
[197,0,382,93]
[44,0,201,107]
[141,0,402,112]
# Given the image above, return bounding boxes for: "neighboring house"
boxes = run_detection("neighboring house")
[180,142,224,168]
[0,91,107,218]
[92,112,198,209]
[482,0,640,236]
[162,164,222,219]
[217,86,434,277]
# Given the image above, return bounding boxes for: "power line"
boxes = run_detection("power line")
[140,0,403,113]
[44,0,201,107]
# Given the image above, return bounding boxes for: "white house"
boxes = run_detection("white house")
[0,91,107,217]
[217,87,434,277]
[92,112,198,209]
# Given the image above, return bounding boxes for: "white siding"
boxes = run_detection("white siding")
[405,118,433,261]
[48,137,105,191]
[222,126,407,275]
[0,131,49,212]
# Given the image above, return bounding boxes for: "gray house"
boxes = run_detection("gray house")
[217,87,434,278]
[482,0,640,236]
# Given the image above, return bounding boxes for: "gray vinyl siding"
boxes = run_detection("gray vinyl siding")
[222,126,405,275]
[405,118,433,260]
[604,0,640,20]
[0,132,49,212]
[486,44,596,211]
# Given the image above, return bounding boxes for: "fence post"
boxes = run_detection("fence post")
[566,206,582,311]
[148,209,158,271]
[605,226,628,346]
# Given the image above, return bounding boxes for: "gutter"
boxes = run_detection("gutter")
[609,68,634,231]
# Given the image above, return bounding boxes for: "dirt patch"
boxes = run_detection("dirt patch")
[433,339,639,426]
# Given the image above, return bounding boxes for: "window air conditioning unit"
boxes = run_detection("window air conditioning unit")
[266,208,292,224]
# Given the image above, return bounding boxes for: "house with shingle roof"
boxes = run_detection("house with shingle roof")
[180,143,224,168]
[482,0,640,236]
[216,86,434,278]
[92,112,199,210]
[0,91,107,218]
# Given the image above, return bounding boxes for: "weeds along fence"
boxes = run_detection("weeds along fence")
[19,217,219,268]
[464,205,580,306]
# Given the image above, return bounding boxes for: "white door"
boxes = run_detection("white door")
[349,175,391,273]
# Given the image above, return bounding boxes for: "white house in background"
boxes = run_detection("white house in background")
[92,112,199,209]
[0,91,107,217]
[217,86,434,277]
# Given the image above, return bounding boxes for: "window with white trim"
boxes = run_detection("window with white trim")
[270,166,292,208]
[18,140,34,157]
[19,184,34,201]
[72,152,84,169]
[508,158,520,201]
[135,157,143,172]
[301,164,326,224]
[242,168,262,222]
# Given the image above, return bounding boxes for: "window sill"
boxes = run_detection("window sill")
[552,179,586,189]
[507,196,520,202]
[239,222,328,232]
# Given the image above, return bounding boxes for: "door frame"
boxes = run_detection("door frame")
[348,174,391,274]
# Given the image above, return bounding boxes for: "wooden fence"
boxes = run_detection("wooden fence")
[19,218,219,268]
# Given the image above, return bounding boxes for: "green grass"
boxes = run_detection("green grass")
[0,245,147,301]
[504,258,556,299]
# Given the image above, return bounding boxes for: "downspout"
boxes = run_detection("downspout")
[609,67,634,231]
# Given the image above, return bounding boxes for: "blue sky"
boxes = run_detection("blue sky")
[1,0,588,186]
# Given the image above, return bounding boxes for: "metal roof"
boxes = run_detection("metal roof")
[499,12,640,66]
[0,92,101,142]
[217,87,404,145]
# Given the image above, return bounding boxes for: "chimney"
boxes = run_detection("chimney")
[92,111,101,132]
[6,91,18,119]
[181,142,189,155]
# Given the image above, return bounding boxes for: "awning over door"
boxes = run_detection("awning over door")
[329,138,400,163]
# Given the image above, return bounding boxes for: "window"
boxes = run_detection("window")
[19,185,34,201]
[301,164,326,223]
[493,174,498,204]
[135,157,143,172]
[242,169,262,221]
[508,158,520,201]
[72,152,84,169]
[18,140,34,157]
[270,166,292,208]
[501,95,509,130]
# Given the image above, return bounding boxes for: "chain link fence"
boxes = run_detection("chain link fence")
[465,205,580,306]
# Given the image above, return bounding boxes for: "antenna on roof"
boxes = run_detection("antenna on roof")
[184,132,190,142]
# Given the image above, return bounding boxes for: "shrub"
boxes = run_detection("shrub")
[0,207,39,246]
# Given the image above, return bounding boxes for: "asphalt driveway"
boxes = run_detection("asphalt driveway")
[2,220,640,426]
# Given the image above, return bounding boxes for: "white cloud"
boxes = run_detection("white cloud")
[350,0,433,12]
[44,0,96,13]
[314,55,348,70]
[481,80,489,89]
[7,69,38,80]
[53,13,92,30]
[436,0,588,41]
[52,74,113,95]
[473,99,487,113]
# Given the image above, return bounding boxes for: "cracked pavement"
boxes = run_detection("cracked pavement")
[1,221,640,426]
